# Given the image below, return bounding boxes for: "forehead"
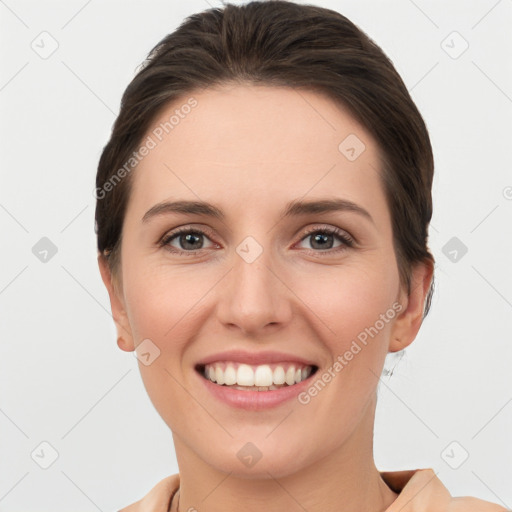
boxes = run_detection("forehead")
[129,84,386,216]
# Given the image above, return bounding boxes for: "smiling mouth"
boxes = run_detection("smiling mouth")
[195,362,319,391]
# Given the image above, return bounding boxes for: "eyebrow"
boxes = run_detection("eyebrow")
[142,198,374,224]
[282,198,374,224]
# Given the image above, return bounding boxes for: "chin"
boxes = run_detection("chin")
[198,435,317,480]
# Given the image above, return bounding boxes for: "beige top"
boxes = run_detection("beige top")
[118,468,508,511]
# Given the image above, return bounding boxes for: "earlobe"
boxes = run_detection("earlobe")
[389,260,434,353]
[97,254,135,352]
[117,336,132,352]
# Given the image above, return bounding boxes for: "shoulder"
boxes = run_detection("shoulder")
[448,496,509,511]
[382,468,508,512]
[117,469,508,512]
[118,474,179,512]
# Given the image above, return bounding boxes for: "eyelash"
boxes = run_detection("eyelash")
[159,225,355,257]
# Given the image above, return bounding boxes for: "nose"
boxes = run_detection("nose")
[216,245,293,337]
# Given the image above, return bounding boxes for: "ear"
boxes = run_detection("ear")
[389,260,434,353]
[98,254,135,352]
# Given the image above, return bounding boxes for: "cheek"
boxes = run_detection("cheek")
[122,259,211,341]
[297,260,399,341]
[291,270,399,428]
[121,263,217,406]
[294,260,401,402]
[121,265,204,430]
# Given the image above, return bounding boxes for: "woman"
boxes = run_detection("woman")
[95,2,506,510]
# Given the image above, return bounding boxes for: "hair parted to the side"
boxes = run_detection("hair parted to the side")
[95,0,435,316]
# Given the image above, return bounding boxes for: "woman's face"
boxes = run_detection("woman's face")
[101,84,429,478]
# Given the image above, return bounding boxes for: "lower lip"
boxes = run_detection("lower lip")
[197,369,317,411]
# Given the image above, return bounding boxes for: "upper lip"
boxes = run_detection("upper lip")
[195,349,318,367]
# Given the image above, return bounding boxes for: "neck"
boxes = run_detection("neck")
[173,395,398,512]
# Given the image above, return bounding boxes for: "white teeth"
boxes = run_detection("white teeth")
[237,364,254,386]
[254,365,273,387]
[215,366,225,385]
[285,366,296,385]
[224,364,237,385]
[273,366,286,385]
[203,362,314,389]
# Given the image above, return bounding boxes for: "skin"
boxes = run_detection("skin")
[99,84,433,512]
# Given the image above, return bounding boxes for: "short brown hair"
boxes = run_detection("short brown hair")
[95,0,435,314]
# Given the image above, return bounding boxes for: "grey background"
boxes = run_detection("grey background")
[1,0,511,510]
